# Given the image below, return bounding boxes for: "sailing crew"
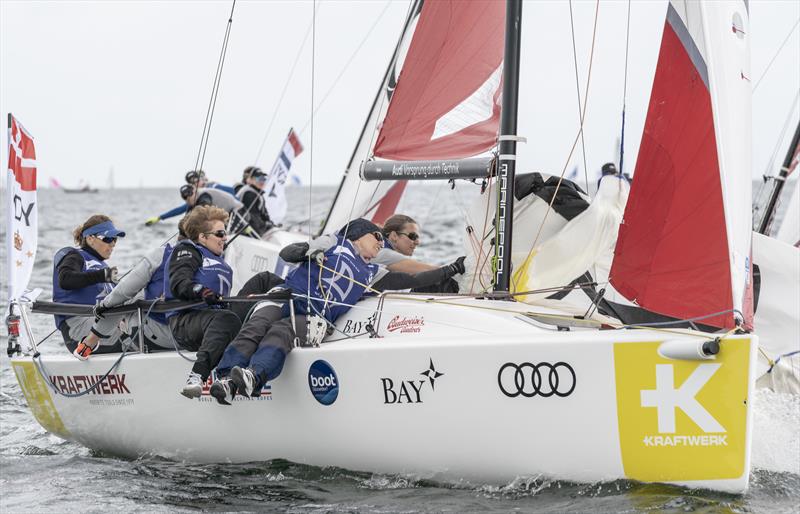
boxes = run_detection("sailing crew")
[144,170,236,226]
[235,167,274,236]
[81,219,193,357]
[185,169,236,195]
[164,206,242,398]
[208,218,467,404]
[233,166,260,195]
[52,215,127,359]
[303,214,462,292]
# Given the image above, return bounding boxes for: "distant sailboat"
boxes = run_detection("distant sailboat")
[50,177,98,193]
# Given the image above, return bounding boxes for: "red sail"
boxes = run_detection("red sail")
[372,0,505,160]
[610,9,733,329]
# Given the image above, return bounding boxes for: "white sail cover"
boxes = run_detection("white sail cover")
[611,0,753,329]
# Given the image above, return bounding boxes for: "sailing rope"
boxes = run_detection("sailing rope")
[753,17,799,93]
[510,0,601,293]
[568,0,590,191]
[193,0,237,174]
[308,0,317,303]
[619,0,632,175]
[253,3,319,163]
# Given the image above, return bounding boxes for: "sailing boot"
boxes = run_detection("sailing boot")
[209,378,237,405]
[230,366,257,398]
[72,337,98,361]
[180,371,204,399]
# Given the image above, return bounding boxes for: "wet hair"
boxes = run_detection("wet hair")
[73,214,112,246]
[182,205,229,241]
[381,214,417,237]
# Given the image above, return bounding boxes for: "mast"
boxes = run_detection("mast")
[493,0,523,293]
[756,120,800,235]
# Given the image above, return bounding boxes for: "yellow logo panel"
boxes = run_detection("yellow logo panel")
[614,339,750,482]
[12,361,70,438]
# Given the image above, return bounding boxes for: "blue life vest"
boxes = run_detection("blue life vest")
[52,247,112,327]
[144,244,172,324]
[163,240,233,318]
[284,236,378,324]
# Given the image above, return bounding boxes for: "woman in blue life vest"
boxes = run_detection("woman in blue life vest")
[208,218,466,405]
[52,215,126,359]
[164,205,242,399]
[83,218,195,358]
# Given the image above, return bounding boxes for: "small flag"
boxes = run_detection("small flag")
[264,128,304,224]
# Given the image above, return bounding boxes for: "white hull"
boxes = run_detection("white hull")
[13,295,758,494]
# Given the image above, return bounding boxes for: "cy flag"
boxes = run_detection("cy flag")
[6,114,37,304]
[264,128,303,224]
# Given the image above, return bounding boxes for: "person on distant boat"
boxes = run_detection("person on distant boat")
[596,162,631,189]
[144,170,236,226]
[207,218,467,405]
[80,219,193,357]
[52,215,127,359]
[236,167,275,236]
[164,206,242,399]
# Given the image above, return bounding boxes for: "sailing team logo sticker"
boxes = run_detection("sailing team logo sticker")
[613,339,752,482]
[308,360,339,406]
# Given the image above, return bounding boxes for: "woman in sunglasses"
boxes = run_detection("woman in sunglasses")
[52,214,127,359]
[163,206,242,399]
[208,218,467,404]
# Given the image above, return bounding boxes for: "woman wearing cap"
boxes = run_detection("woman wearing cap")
[52,214,127,359]
[235,167,274,236]
[208,218,466,405]
[304,214,461,292]
[164,206,242,399]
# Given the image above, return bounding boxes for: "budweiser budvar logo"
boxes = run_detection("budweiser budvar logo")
[386,315,424,333]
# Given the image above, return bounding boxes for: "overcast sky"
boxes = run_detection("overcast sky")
[1,0,798,189]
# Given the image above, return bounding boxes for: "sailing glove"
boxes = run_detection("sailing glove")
[446,256,466,276]
[308,249,326,267]
[93,303,109,319]
[144,216,160,226]
[104,267,119,284]
[200,287,223,306]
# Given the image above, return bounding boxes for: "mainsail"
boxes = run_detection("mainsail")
[610,0,754,329]
[320,0,505,233]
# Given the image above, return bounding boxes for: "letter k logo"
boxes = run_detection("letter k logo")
[640,364,725,433]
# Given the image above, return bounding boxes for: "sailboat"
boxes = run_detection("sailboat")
[10,0,766,493]
[49,177,99,193]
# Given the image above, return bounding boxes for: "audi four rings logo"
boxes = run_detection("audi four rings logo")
[498,362,576,398]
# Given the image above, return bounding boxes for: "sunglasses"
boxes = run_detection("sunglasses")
[371,232,384,242]
[93,235,118,244]
[397,231,419,242]
[203,230,228,239]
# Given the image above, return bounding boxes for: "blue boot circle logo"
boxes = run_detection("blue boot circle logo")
[308,360,339,405]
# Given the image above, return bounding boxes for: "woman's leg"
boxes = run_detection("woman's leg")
[215,304,283,378]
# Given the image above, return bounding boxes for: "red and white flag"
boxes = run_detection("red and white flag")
[6,114,38,304]
[264,128,303,224]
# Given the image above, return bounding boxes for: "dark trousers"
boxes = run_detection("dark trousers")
[230,271,286,322]
[216,304,307,386]
[169,308,242,380]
